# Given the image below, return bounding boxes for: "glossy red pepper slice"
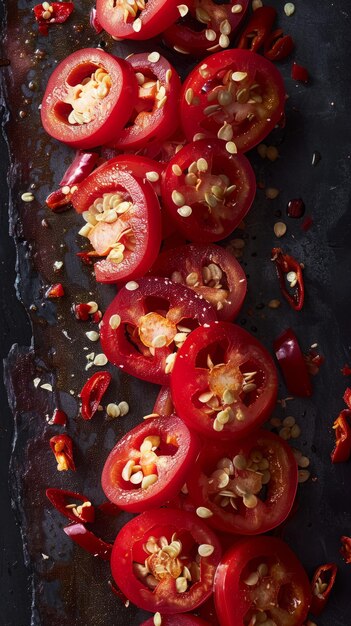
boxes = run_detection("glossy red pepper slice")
[274,328,312,397]
[63,523,112,560]
[343,387,351,409]
[49,408,68,426]
[74,302,92,321]
[341,536,351,564]
[237,6,276,52]
[46,283,65,298]
[80,371,112,420]
[49,434,76,471]
[291,61,309,83]
[331,410,351,463]
[271,247,305,311]
[310,563,337,616]
[33,2,74,36]
[46,488,95,523]
[263,29,294,61]
[46,188,73,212]
[60,150,99,187]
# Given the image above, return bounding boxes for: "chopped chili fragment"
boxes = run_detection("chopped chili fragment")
[237,6,276,52]
[343,387,351,409]
[340,536,351,564]
[80,371,112,420]
[310,563,337,616]
[49,408,68,426]
[74,303,91,321]
[33,2,74,36]
[46,488,95,523]
[264,29,295,61]
[63,523,112,560]
[291,61,309,83]
[331,410,351,463]
[342,364,351,376]
[271,248,305,311]
[46,283,65,298]
[46,188,73,212]
[287,198,305,218]
[50,434,76,471]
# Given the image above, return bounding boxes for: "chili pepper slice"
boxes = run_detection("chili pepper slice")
[331,409,351,463]
[274,328,312,397]
[237,6,276,52]
[46,488,95,523]
[63,523,112,560]
[291,61,309,83]
[59,150,99,187]
[80,371,112,420]
[264,29,295,61]
[74,303,91,321]
[90,7,103,33]
[271,247,305,311]
[46,283,65,298]
[46,188,74,212]
[49,408,68,426]
[49,434,76,471]
[343,387,351,409]
[341,536,351,564]
[33,2,74,36]
[310,563,337,616]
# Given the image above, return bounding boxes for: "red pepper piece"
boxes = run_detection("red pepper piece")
[91,310,102,323]
[46,283,64,298]
[46,188,73,212]
[89,7,103,33]
[343,387,351,409]
[59,150,99,187]
[63,523,112,560]
[310,563,337,616]
[341,364,351,376]
[301,216,313,231]
[271,247,305,311]
[80,371,112,420]
[291,61,309,83]
[237,6,276,52]
[264,29,295,61]
[98,501,120,516]
[331,410,351,463]
[49,408,68,426]
[76,252,95,266]
[287,198,305,218]
[46,488,95,523]
[33,2,74,36]
[74,303,91,321]
[50,434,76,471]
[341,536,351,564]
[274,328,312,397]
[304,348,325,376]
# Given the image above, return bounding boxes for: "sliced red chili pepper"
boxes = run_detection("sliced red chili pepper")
[264,29,294,61]
[237,6,276,52]
[46,488,95,523]
[60,150,99,187]
[80,371,112,420]
[341,536,351,564]
[33,2,74,36]
[49,434,76,471]
[271,247,305,311]
[291,61,309,83]
[74,303,91,321]
[341,364,351,376]
[331,410,351,463]
[343,387,351,409]
[310,563,337,616]
[89,7,103,33]
[274,328,312,397]
[46,283,65,298]
[63,522,112,560]
[49,408,68,426]
[153,386,174,417]
[46,188,74,212]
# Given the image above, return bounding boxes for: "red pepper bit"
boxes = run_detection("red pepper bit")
[343,387,351,409]
[271,248,305,311]
[50,434,76,471]
[92,310,102,323]
[237,6,277,52]
[46,188,74,213]
[331,410,351,463]
[310,563,337,616]
[33,2,74,36]
[341,364,351,376]
[287,198,305,218]
[74,303,91,321]
[46,283,65,298]
[264,29,295,62]
[291,61,309,83]
[49,408,68,426]
[301,216,313,232]
[80,371,112,420]
[340,536,351,564]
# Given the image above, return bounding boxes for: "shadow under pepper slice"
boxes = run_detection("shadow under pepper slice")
[331,409,351,463]
[46,488,95,523]
[271,247,305,311]
[310,563,337,616]
[50,434,76,471]
[80,371,112,420]
[237,6,276,52]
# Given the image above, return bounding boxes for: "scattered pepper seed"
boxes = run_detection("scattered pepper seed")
[284,2,295,16]
[93,353,108,366]
[177,4,188,16]
[268,299,281,309]
[125,281,139,291]
[106,403,121,418]
[257,143,267,158]
[274,221,287,238]
[265,187,280,200]
[109,314,121,329]
[85,331,100,342]
[147,51,160,63]
[118,401,129,416]
[87,301,98,314]
[40,383,53,391]
[298,469,310,483]
[177,205,192,217]
[198,544,214,557]
[153,613,162,626]
[33,377,41,388]
[196,506,213,519]
[21,191,34,202]
[266,146,279,161]
[252,0,263,9]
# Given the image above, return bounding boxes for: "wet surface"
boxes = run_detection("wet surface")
[1,0,351,624]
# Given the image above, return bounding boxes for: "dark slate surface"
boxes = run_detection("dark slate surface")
[1,0,351,624]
